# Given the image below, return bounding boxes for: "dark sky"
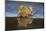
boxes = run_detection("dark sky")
[5,1,44,18]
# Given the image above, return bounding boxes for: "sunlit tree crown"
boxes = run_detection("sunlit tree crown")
[18,5,32,17]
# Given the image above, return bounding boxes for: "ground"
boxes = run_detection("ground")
[5,17,44,30]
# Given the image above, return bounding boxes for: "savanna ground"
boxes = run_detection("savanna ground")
[5,17,44,31]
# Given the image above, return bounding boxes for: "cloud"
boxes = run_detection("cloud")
[32,14,43,18]
[5,12,17,17]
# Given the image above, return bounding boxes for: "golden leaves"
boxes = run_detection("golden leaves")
[18,5,32,16]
